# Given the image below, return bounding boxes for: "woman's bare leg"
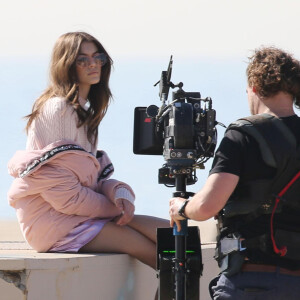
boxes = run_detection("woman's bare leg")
[80,217,168,300]
[127,215,170,243]
[80,221,157,269]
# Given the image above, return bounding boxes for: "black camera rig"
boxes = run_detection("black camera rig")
[133,56,218,187]
[133,56,221,300]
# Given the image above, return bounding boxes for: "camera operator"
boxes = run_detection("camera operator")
[169,47,300,299]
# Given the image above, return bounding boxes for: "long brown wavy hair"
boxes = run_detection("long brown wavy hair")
[25,31,113,146]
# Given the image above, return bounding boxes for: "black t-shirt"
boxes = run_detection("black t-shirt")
[210,114,300,268]
[210,114,300,180]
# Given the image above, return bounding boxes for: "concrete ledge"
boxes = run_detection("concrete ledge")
[0,220,219,299]
[0,242,218,300]
[0,248,157,300]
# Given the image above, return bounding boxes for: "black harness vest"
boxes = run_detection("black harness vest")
[222,114,300,218]
[216,114,300,274]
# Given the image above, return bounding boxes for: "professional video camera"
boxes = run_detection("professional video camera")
[133,56,221,300]
[133,56,218,187]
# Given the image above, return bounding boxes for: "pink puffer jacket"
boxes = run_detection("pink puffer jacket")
[7,140,135,252]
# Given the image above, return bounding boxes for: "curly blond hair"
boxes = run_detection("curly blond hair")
[247,47,300,108]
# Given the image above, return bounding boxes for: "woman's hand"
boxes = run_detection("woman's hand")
[114,199,135,226]
[169,197,185,231]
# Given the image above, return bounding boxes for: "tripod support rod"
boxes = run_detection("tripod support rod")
[173,175,191,300]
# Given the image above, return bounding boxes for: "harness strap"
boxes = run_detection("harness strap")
[271,170,300,256]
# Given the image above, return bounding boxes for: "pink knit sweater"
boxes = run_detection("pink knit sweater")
[26,96,134,205]
[26,97,97,154]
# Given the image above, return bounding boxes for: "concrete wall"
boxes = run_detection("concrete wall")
[0,247,218,300]
[0,219,219,299]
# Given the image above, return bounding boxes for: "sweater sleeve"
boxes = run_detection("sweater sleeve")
[115,187,135,205]
[37,165,122,218]
[95,151,135,206]
[26,98,77,149]
[26,97,96,153]
[99,179,135,206]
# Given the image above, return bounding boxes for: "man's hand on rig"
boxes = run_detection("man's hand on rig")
[169,197,186,231]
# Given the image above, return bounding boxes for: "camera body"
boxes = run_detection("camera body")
[133,57,217,186]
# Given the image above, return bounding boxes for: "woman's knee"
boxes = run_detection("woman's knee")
[81,222,157,268]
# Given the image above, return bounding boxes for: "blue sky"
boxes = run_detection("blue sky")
[1,0,300,219]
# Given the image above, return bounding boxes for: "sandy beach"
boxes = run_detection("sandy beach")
[0,219,25,242]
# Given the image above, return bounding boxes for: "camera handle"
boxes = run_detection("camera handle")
[172,175,195,300]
